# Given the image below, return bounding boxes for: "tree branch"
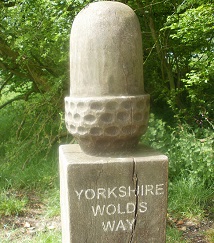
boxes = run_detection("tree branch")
[0,0,16,8]
[0,95,25,109]
[0,73,13,93]
[0,90,34,110]
[0,37,19,60]
[0,37,50,92]
[50,132,71,145]
[31,53,59,77]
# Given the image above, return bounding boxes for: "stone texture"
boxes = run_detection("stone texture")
[59,144,168,243]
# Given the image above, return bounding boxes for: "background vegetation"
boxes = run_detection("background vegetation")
[0,0,213,242]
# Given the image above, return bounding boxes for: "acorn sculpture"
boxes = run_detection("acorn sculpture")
[65,1,150,155]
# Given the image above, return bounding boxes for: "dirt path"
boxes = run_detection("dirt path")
[168,215,213,243]
[0,193,61,242]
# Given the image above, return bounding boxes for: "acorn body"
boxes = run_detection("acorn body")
[65,1,150,155]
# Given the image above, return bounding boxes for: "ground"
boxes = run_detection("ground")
[168,216,214,243]
[0,192,61,242]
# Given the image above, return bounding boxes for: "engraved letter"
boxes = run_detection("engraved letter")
[145,185,154,195]
[126,202,136,214]
[115,220,126,231]
[91,204,105,216]
[97,188,106,199]
[85,189,96,200]
[106,204,117,215]
[117,203,126,214]
[102,221,115,232]
[118,186,127,197]
[107,187,117,198]
[126,219,135,230]
[139,201,147,213]
[75,189,84,200]
[128,186,136,197]
[156,184,164,195]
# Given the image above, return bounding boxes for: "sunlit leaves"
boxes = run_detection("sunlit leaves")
[168,5,214,47]
[159,2,214,125]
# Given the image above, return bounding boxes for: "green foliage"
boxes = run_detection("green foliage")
[166,226,188,243]
[162,3,214,124]
[30,231,61,243]
[0,1,213,241]
[0,144,60,191]
[0,96,62,191]
[0,82,71,191]
[1,0,213,128]
[205,228,214,243]
[0,0,91,95]
[168,127,213,185]
[44,189,60,218]
[142,113,213,219]
[143,114,214,186]
[0,191,28,216]
[168,179,213,219]
[1,231,61,243]
[169,4,214,44]
[122,0,214,126]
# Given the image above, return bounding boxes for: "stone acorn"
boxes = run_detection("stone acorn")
[65,1,150,155]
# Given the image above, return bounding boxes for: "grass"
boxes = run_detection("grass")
[0,144,59,191]
[166,227,189,243]
[0,152,60,218]
[205,228,214,242]
[168,179,213,219]
[44,188,61,218]
[30,231,61,243]
[1,230,61,243]
[0,191,28,216]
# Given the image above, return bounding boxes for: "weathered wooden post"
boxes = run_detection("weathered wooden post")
[59,1,168,242]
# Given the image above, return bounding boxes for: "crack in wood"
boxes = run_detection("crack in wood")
[129,158,138,243]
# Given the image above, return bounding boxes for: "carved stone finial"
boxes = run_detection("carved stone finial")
[65,1,150,155]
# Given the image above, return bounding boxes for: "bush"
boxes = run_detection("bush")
[0,87,71,191]
[142,113,214,187]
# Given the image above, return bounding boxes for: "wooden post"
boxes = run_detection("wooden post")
[60,144,168,243]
